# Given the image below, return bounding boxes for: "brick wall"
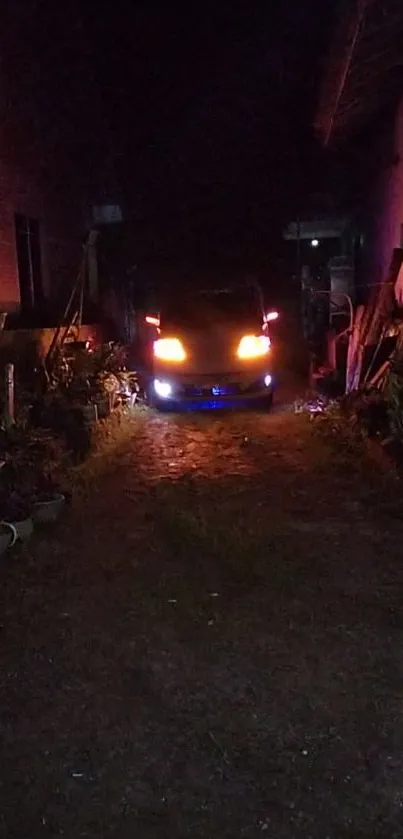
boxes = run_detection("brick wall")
[0,124,85,318]
[0,4,97,318]
[0,158,19,311]
[0,167,85,318]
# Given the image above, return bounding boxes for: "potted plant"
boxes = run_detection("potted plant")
[0,426,66,538]
[0,442,34,542]
[0,491,34,542]
[32,475,66,524]
[0,521,17,555]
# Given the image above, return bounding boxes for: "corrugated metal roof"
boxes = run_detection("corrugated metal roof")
[284,218,349,239]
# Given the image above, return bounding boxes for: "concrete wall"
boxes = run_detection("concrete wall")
[0,325,101,359]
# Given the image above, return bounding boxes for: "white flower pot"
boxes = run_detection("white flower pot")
[33,494,65,524]
[10,517,34,542]
[0,522,17,555]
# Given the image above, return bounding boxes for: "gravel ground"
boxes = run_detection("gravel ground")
[1,393,403,838]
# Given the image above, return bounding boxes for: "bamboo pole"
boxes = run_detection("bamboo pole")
[346,304,364,392]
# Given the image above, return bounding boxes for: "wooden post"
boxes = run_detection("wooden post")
[5,363,15,427]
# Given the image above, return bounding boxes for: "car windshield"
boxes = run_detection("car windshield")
[161,288,262,329]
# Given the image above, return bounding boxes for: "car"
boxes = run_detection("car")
[147,285,278,410]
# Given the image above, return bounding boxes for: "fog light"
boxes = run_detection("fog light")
[154,379,172,399]
[264,374,272,388]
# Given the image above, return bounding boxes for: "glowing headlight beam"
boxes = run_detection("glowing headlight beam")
[154,379,172,398]
[237,335,270,360]
[154,338,186,362]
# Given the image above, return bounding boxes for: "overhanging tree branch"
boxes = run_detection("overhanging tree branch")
[322,0,367,145]
[316,0,403,145]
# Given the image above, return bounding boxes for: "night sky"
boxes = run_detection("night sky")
[7,0,337,287]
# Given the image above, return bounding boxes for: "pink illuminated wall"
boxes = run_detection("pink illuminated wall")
[371,97,403,305]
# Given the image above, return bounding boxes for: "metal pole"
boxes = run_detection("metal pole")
[296,219,301,284]
[26,218,35,308]
[5,363,14,427]
[315,289,354,333]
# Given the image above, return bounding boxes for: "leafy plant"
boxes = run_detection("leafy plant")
[385,356,403,441]
[0,423,67,503]
[48,342,139,409]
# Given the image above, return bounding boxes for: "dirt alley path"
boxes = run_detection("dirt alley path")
[2,395,403,838]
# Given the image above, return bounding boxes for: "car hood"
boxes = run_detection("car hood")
[158,323,262,374]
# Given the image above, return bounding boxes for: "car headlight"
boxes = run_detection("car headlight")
[154,337,186,362]
[237,334,270,359]
[154,379,172,398]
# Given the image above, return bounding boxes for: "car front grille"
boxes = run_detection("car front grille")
[183,383,242,398]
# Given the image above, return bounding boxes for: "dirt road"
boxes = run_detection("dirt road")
[1,398,403,838]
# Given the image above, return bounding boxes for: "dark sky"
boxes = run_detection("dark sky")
[6,0,337,283]
[85,1,335,276]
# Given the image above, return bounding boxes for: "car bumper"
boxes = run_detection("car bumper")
[151,369,274,409]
